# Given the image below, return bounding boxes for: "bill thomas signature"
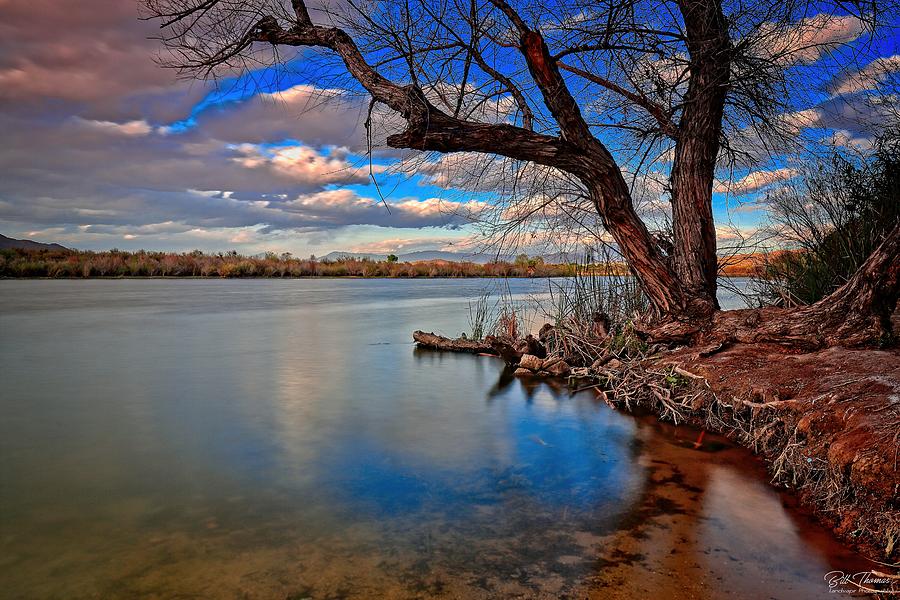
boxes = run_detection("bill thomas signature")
[825,569,899,594]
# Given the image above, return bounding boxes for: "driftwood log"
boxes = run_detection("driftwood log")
[412,331,498,355]
[414,330,551,366]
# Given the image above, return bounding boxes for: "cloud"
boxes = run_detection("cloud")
[191,84,372,148]
[0,183,482,235]
[71,117,156,136]
[0,99,486,237]
[716,225,760,245]
[829,54,900,95]
[279,190,485,229]
[720,88,898,168]
[0,0,208,122]
[715,168,799,195]
[347,236,467,255]
[813,93,898,137]
[826,129,875,151]
[0,2,489,254]
[0,1,405,243]
[759,13,866,66]
[229,143,377,186]
[2,110,376,199]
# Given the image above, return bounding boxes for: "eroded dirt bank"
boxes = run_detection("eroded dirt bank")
[653,344,900,569]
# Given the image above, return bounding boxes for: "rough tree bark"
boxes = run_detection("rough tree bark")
[716,222,900,349]
[647,223,900,348]
[669,0,732,313]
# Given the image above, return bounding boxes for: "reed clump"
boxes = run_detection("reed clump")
[538,253,650,366]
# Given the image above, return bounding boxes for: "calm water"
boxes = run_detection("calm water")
[0,279,874,599]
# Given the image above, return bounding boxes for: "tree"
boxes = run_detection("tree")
[386,254,399,262]
[143,0,900,347]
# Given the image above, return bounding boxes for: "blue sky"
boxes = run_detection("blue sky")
[0,0,897,257]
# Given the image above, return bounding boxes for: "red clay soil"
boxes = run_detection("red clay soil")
[657,343,900,566]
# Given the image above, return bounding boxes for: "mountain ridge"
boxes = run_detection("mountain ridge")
[0,234,69,251]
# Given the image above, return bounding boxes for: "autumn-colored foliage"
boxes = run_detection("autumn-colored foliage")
[0,247,775,279]
[717,252,772,277]
[0,248,577,278]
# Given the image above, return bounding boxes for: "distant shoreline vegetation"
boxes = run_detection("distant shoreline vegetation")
[0,248,760,279]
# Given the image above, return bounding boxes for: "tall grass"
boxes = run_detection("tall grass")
[547,253,648,331]
[467,292,491,340]
[542,251,649,362]
[460,249,650,360]
[464,282,536,341]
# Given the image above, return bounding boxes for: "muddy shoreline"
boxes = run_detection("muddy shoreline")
[653,345,900,565]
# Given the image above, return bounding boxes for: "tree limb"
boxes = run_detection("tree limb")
[557,61,679,139]
[486,0,596,149]
[250,14,589,172]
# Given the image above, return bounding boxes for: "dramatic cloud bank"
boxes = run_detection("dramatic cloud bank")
[0,0,896,255]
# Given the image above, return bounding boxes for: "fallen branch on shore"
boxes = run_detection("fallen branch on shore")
[412,331,497,354]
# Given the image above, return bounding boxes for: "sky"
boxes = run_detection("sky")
[0,0,897,257]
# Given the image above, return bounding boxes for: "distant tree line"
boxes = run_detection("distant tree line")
[0,246,768,279]
[0,248,578,278]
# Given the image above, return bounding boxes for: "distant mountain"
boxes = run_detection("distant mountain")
[321,251,390,262]
[0,234,69,251]
[320,250,577,264]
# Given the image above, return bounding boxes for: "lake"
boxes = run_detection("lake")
[0,279,874,598]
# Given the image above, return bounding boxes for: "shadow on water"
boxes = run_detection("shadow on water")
[0,279,880,599]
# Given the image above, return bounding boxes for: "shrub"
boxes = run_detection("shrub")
[755,135,900,306]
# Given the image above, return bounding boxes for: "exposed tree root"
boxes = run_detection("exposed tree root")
[636,224,900,351]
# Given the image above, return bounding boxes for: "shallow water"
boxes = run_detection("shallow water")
[0,279,875,599]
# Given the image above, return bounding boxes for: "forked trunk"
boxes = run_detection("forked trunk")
[669,0,732,312]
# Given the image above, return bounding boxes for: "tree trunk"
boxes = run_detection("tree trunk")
[586,183,686,318]
[669,0,732,312]
[667,223,900,349]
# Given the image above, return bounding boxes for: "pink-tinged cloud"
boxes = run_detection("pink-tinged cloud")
[347,236,470,255]
[830,54,900,95]
[760,14,866,65]
[0,0,209,122]
[230,144,379,186]
[70,117,156,136]
[715,168,799,195]
[282,190,486,228]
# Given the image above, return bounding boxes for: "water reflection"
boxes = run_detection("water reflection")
[0,279,876,598]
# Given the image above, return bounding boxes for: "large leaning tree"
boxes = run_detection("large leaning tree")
[143,0,900,347]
